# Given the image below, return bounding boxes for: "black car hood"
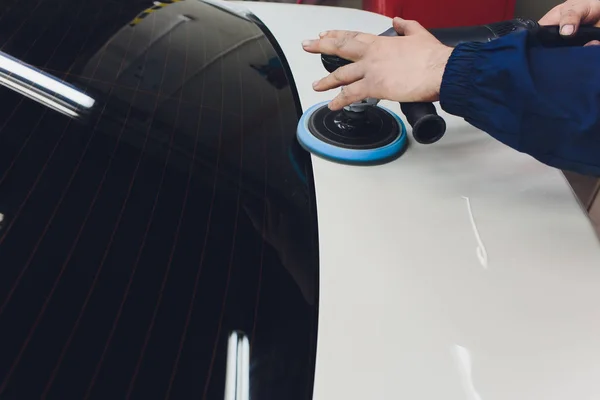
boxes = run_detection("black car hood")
[0,1,319,399]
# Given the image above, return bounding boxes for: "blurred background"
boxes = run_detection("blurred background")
[267,0,564,29]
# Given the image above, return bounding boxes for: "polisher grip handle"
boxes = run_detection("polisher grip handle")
[400,102,446,144]
[536,24,600,47]
[379,26,448,144]
[321,54,351,73]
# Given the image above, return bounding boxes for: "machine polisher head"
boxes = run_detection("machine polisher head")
[296,101,408,166]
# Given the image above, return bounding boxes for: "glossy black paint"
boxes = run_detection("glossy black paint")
[0,0,319,399]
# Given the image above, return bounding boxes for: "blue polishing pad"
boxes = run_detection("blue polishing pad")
[297,101,408,166]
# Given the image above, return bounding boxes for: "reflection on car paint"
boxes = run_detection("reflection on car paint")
[0,51,95,118]
[250,57,289,90]
[224,330,250,400]
[129,0,183,27]
[0,0,318,399]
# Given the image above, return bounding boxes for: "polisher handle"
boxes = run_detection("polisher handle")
[382,19,600,47]
[535,24,600,46]
[400,102,446,144]
[368,26,448,144]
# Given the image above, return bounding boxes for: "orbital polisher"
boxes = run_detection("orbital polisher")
[297,18,600,166]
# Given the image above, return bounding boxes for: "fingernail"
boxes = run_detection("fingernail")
[302,40,313,47]
[312,80,319,88]
[560,25,574,36]
[319,31,328,37]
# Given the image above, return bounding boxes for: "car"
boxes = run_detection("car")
[0,0,599,399]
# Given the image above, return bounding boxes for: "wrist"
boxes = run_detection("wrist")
[428,45,453,101]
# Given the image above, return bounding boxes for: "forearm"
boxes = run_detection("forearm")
[439,30,600,176]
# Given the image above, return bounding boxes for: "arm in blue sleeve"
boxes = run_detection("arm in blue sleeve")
[439,30,600,176]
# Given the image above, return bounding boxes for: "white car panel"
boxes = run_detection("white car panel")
[236,2,600,400]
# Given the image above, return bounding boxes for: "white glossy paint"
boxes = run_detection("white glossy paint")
[229,2,600,399]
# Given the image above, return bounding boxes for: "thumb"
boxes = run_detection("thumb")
[393,17,426,36]
[538,5,560,26]
[559,6,587,36]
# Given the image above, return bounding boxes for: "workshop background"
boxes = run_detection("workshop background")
[308,0,562,26]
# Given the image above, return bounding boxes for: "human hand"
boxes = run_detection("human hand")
[301,18,453,110]
[539,0,600,45]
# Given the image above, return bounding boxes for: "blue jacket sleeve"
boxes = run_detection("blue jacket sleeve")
[439,30,600,176]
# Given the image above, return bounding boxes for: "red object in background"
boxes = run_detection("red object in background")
[363,0,516,29]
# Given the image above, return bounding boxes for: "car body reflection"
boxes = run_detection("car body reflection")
[0,0,319,399]
[0,51,95,118]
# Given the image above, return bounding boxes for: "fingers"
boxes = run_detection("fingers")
[328,80,369,110]
[302,37,367,60]
[392,17,427,36]
[302,36,369,61]
[312,63,364,91]
[318,30,377,44]
[585,39,600,46]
